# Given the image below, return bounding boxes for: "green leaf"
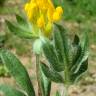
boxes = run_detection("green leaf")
[71,45,82,69]
[73,35,80,45]
[6,20,37,39]
[40,62,51,96]
[41,63,64,83]
[74,33,89,73]
[16,14,29,28]
[70,32,89,83]
[55,24,72,67]
[0,84,26,96]
[41,38,62,72]
[0,49,35,96]
[71,35,81,68]
[53,27,65,71]
[71,59,88,83]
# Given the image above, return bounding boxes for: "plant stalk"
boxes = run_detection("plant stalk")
[63,64,70,96]
[60,85,69,96]
[64,85,69,96]
[36,54,43,96]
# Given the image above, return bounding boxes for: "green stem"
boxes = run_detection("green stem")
[64,86,69,96]
[36,54,43,96]
[64,64,70,96]
[64,66,70,84]
[61,85,69,96]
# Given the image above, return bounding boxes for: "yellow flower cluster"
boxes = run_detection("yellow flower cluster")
[24,0,63,37]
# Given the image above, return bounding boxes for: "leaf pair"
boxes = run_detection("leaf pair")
[6,14,38,39]
[0,49,35,96]
[70,32,89,82]
[41,62,64,83]
[41,24,89,84]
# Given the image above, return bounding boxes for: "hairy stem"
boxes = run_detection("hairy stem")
[63,64,70,96]
[64,85,69,96]
[60,85,69,96]
[36,55,43,96]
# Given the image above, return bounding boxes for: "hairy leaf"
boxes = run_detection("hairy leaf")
[42,38,63,72]
[55,24,72,67]
[40,62,51,96]
[53,27,65,71]
[16,14,29,28]
[74,33,89,73]
[41,63,64,83]
[0,84,26,96]
[6,20,37,39]
[71,59,88,83]
[71,35,82,68]
[0,49,35,96]
[73,35,80,45]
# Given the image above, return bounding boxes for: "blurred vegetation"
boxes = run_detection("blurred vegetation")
[63,0,96,21]
[53,0,96,44]
[63,0,96,43]
[0,0,6,6]
[0,35,9,76]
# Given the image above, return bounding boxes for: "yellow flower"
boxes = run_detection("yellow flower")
[37,15,45,28]
[45,22,52,37]
[56,6,63,14]
[53,11,61,21]
[53,6,63,21]
[24,0,63,37]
